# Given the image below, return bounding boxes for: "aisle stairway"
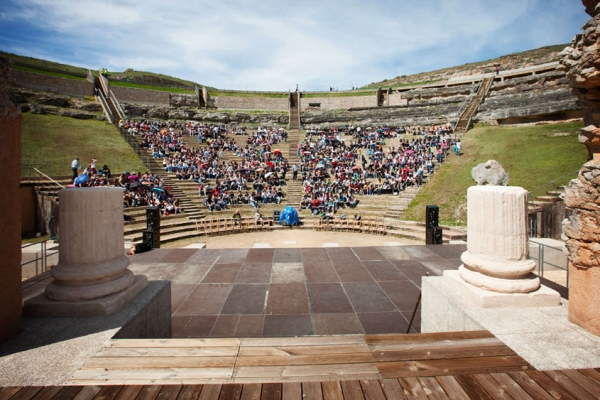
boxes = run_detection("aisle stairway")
[453,76,493,134]
[284,129,304,208]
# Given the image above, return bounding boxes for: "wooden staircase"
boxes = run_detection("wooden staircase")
[453,76,493,134]
[284,129,304,208]
[289,92,300,130]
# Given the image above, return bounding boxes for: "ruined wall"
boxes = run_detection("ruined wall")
[12,69,92,98]
[215,96,288,110]
[300,95,377,111]
[559,0,600,336]
[388,93,407,106]
[110,85,171,106]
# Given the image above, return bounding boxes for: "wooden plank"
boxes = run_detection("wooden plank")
[506,371,554,400]
[177,385,204,400]
[233,363,379,379]
[544,370,597,400]
[106,338,241,348]
[238,344,370,357]
[51,386,86,400]
[372,343,515,362]
[156,385,183,400]
[241,336,364,347]
[96,346,240,357]
[416,377,449,400]
[490,373,533,400]
[322,381,344,400]
[523,371,577,400]
[0,387,24,400]
[114,385,143,400]
[81,356,236,369]
[198,384,222,400]
[90,385,123,400]
[235,353,375,367]
[302,382,322,400]
[378,379,406,400]
[239,384,261,400]
[260,383,281,400]
[5,387,43,400]
[340,380,365,400]
[218,384,242,400]
[398,377,428,400]
[560,369,600,398]
[377,355,530,378]
[368,337,504,352]
[69,367,234,382]
[137,385,163,400]
[364,331,494,346]
[30,386,63,400]
[72,385,102,400]
[359,380,387,400]
[472,374,512,400]
[435,376,469,400]
[281,382,301,400]
[579,368,600,386]
[452,375,493,400]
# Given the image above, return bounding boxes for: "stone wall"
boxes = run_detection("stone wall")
[110,85,171,106]
[300,94,377,111]
[12,70,92,98]
[388,93,407,106]
[215,95,288,110]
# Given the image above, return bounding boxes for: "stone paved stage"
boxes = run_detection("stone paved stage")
[126,245,465,338]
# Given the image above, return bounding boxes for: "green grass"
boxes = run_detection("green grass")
[12,65,87,81]
[21,113,148,178]
[403,121,587,225]
[301,91,377,98]
[109,80,195,94]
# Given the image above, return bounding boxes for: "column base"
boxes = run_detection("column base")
[444,270,560,308]
[23,275,148,317]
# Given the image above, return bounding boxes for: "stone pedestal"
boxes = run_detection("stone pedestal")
[459,186,541,293]
[24,188,147,317]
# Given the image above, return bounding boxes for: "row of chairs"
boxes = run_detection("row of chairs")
[317,218,387,235]
[194,217,273,236]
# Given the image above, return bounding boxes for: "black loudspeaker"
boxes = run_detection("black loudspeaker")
[143,229,161,249]
[426,227,443,245]
[146,206,161,230]
[425,205,439,228]
[273,210,281,222]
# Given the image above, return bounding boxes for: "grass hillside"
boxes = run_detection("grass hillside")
[403,121,587,225]
[21,113,147,178]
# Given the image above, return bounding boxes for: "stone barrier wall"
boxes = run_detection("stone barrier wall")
[388,93,407,106]
[110,85,171,106]
[300,95,377,111]
[215,95,288,110]
[13,70,93,98]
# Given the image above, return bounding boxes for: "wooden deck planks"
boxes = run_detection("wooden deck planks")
[5,369,600,400]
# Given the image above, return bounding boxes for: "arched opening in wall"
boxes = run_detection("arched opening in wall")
[497,110,583,125]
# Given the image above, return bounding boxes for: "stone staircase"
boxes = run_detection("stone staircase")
[454,76,493,134]
[284,129,303,208]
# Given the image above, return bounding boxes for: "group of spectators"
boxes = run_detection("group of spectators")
[71,117,457,219]
[296,124,457,217]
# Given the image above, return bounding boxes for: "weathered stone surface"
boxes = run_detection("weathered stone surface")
[459,186,539,294]
[560,1,600,336]
[29,103,45,114]
[471,160,509,186]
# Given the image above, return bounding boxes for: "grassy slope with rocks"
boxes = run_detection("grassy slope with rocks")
[403,121,587,225]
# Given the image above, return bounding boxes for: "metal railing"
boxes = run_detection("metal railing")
[21,239,58,277]
[529,239,569,287]
[109,90,127,120]
[452,80,481,132]
[528,170,579,201]
[95,88,114,124]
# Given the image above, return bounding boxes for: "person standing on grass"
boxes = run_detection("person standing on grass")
[71,157,80,182]
[455,139,462,158]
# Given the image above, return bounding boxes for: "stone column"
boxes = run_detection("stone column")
[458,186,540,293]
[559,0,600,336]
[0,57,22,343]
[24,187,147,316]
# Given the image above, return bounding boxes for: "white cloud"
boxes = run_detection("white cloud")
[0,0,589,90]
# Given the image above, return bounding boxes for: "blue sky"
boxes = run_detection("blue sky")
[0,0,589,92]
